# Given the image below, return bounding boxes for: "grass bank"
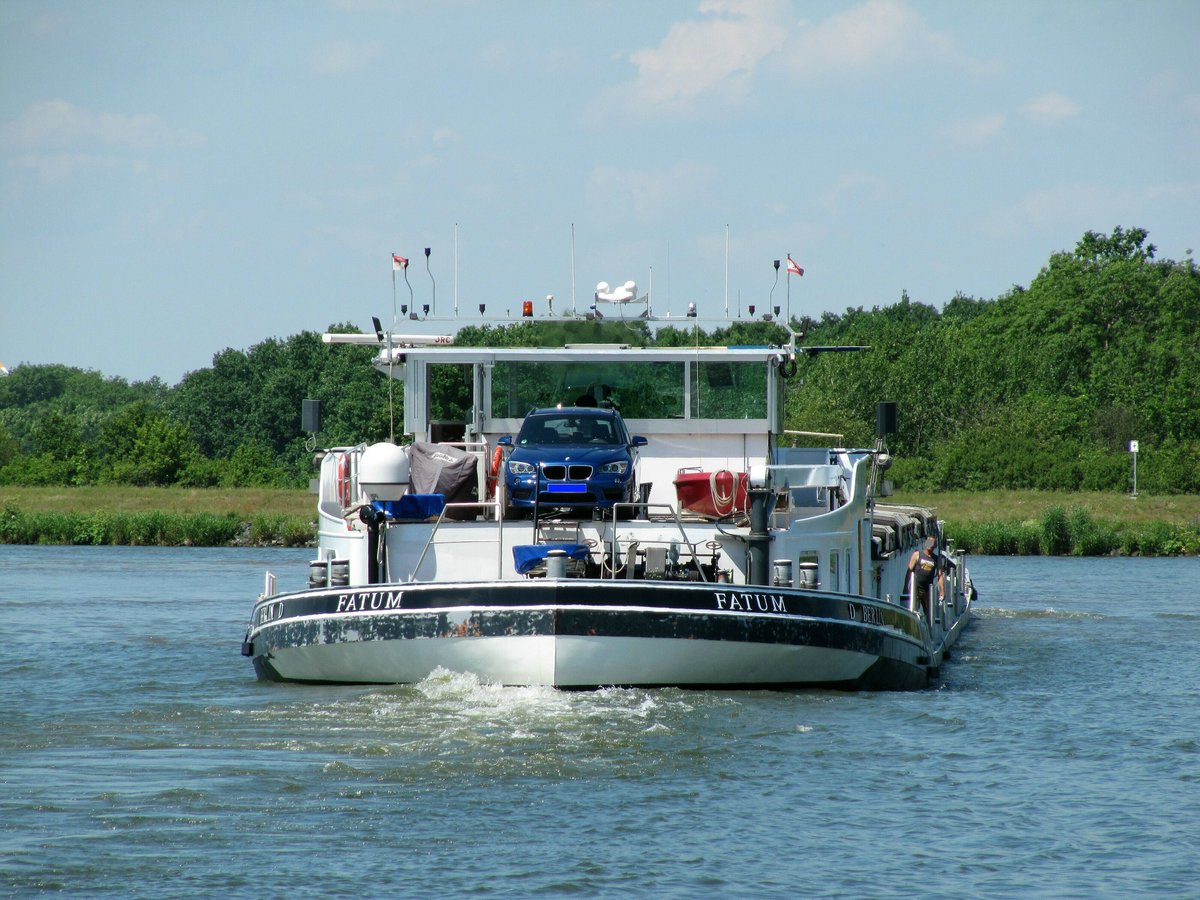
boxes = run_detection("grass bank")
[0,486,315,547]
[891,490,1200,556]
[1,486,1197,554]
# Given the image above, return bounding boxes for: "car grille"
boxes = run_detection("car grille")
[541,464,593,480]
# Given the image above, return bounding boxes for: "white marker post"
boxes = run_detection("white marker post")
[1129,440,1139,498]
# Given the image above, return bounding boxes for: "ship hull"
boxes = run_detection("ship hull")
[245,580,946,690]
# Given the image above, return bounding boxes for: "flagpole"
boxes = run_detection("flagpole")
[786,251,791,324]
[724,224,729,319]
[570,223,576,316]
[392,259,398,329]
[403,263,413,319]
[454,223,459,318]
[425,247,435,318]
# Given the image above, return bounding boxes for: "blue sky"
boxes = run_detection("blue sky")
[2,0,1197,384]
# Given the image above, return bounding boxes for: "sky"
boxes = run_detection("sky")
[2,0,1198,385]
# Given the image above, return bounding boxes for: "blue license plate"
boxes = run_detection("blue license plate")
[548,484,586,493]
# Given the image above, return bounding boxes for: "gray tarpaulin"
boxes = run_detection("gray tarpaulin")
[406,442,478,517]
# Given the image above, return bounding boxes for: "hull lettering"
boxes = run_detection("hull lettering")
[713,591,787,613]
[335,590,403,613]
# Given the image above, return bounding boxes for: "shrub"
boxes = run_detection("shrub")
[1039,506,1071,555]
[1067,506,1119,555]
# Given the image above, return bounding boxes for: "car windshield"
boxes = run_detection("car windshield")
[518,413,620,446]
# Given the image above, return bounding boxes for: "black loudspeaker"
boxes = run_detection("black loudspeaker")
[876,401,897,437]
[302,399,321,434]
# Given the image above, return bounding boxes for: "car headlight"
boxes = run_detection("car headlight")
[508,460,536,475]
[600,460,628,475]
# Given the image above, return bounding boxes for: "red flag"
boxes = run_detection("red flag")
[786,256,804,276]
[392,254,408,270]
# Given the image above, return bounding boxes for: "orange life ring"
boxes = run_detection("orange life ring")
[487,445,504,499]
[336,453,352,508]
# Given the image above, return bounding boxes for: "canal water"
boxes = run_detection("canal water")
[2,547,1197,897]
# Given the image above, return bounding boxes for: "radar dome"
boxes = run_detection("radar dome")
[358,442,410,501]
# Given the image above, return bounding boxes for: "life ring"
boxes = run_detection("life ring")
[487,445,504,499]
[336,453,352,508]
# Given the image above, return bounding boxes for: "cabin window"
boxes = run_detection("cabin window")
[490,361,685,419]
[486,359,769,421]
[829,552,839,592]
[426,363,474,440]
[688,361,767,419]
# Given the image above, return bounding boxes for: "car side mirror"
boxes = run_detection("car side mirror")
[497,435,513,447]
[631,436,648,447]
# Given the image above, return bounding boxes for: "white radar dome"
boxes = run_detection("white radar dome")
[358,442,410,501]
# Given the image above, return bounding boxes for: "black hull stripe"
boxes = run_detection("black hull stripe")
[249,582,924,643]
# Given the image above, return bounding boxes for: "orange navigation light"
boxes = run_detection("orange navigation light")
[522,300,533,317]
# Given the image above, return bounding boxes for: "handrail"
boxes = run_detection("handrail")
[407,500,506,581]
[605,501,709,582]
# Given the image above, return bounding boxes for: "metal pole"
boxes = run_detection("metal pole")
[747,487,771,585]
[1130,439,1139,498]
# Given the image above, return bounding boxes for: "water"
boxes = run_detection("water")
[2,548,1198,898]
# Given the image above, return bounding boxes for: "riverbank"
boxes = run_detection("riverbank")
[0,486,313,547]
[1,486,1198,554]
[892,490,1200,556]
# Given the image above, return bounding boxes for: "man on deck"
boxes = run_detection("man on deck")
[906,535,945,621]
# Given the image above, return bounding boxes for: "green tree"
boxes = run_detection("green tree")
[118,416,201,486]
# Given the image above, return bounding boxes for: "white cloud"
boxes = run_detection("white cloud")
[431,126,457,149]
[942,112,1007,148]
[784,0,959,81]
[627,0,787,107]
[22,10,73,39]
[592,0,970,121]
[940,93,1078,154]
[9,152,104,184]
[586,160,718,221]
[3,100,199,183]
[820,171,892,212]
[309,40,383,76]
[3,99,200,151]
[1020,92,1081,125]
[591,0,789,119]
[480,41,513,72]
[976,181,1200,240]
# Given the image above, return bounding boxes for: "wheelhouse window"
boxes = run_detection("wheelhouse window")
[689,361,767,420]
[489,359,766,421]
[491,361,684,419]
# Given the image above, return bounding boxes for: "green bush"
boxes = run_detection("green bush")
[1067,506,1119,555]
[1039,506,1071,555]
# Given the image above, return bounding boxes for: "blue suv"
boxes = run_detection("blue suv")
[499,408,647,514]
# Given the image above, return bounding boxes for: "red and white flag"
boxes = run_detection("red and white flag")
[786,256,804,276]
[392,254,408,271]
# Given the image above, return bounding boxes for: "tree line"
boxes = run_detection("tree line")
[1,227,1196,494]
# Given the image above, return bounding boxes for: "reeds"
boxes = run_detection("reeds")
[0,503,314,547]
[1,493,1195,555]
[945,505,1200,556]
